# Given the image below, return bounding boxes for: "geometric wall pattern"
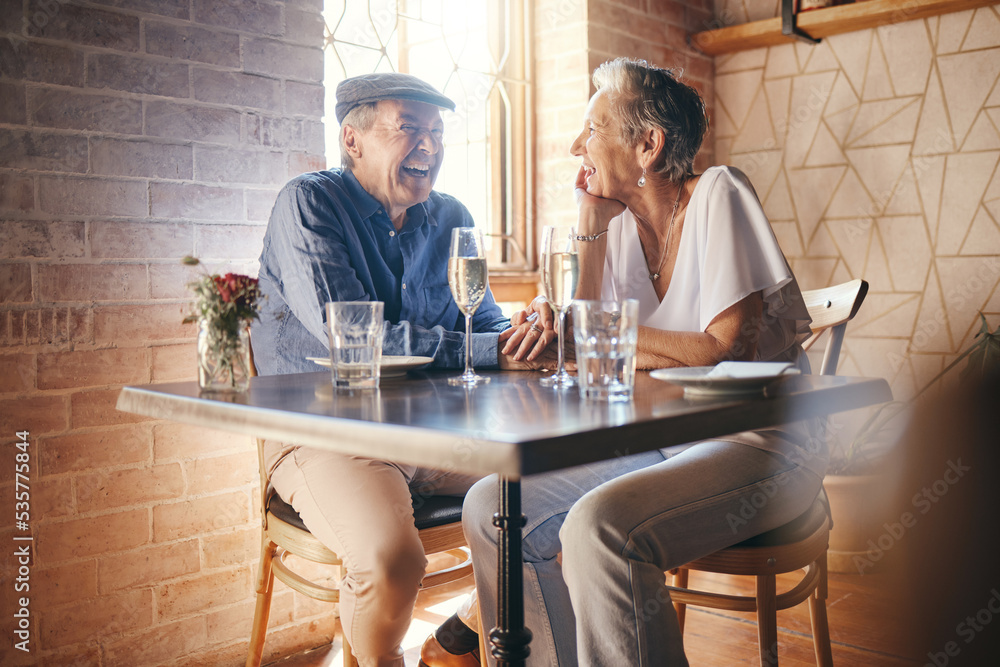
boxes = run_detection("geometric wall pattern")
[714,4,1000,402]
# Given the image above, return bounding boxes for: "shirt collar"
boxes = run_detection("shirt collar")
[342,169,381,220]
[342,169,436,230]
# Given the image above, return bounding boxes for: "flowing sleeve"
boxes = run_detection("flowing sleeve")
[695,167,812,361]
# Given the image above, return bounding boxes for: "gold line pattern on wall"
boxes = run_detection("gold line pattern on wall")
[713,3,1000,405]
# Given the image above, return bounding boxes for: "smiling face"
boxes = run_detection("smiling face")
[345,99,445,226]
[570,89,638,200]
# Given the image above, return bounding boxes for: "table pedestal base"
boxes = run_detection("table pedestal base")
[489,476,531,666]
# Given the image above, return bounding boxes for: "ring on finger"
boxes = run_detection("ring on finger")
[530,324,543,334]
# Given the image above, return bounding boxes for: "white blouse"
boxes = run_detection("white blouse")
[602,165,812,364]
[601,166,823,476]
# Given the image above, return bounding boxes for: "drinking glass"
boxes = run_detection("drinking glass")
[326,301,384,389]
[448,227,490,386]
[539,225,579,388]
[573,299,639,401]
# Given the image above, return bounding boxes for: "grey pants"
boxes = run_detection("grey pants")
[465,440,824,666]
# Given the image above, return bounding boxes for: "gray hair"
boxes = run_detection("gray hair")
[339,102,379,170]
[592,58,708,183]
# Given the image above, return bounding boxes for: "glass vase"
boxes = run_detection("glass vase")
[197,319,251,393]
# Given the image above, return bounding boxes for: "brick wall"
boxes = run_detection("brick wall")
[533,0,715,231]
[0,0,326,664]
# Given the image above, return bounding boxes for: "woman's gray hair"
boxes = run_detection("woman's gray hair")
[339,102,378,170]
[592,58,708,183]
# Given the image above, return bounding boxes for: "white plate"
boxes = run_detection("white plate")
[307,355,433,378]
[650,363,800,398]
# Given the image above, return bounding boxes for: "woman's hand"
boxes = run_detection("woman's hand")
[574,165,626,232]
[499,296,556,362]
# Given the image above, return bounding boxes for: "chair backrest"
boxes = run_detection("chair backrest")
[246,334,274,531]
[800,279,868,376]
[248,334,258,379]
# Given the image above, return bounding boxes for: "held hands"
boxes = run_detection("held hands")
[500,296,555,362]
[498,296,575,370]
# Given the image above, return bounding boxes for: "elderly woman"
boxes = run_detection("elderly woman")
[456,58,823,666]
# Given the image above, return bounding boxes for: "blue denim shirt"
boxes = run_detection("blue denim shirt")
[252,169,510,376]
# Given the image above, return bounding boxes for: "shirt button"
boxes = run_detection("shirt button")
[389,230,396,237]
[402,283,407,290]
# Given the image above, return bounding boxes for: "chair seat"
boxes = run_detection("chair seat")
[732,488,830,549]
[267,493,466,532]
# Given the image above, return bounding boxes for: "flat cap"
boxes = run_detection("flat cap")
[335,72,456,124]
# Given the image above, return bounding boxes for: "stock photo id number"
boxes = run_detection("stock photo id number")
[12,429,32,653]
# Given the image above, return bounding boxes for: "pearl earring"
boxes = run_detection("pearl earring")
[638,168,646,188]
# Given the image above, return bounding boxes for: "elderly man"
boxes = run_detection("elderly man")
[252,73,549,667]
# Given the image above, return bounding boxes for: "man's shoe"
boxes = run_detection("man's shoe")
[417,632,481,667]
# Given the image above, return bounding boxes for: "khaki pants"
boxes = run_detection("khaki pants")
[265,441,481,667]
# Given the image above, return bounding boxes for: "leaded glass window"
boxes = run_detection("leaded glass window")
[322,0,533,269]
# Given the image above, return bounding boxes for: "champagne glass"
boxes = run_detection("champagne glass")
[539,225,580,388]
[448,227,490,386]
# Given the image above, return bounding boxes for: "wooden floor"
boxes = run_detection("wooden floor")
[266,566,918,667]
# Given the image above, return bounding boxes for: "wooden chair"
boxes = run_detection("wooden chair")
[245,345,474,667]
[667,279,868,667]
[800,279,869,376]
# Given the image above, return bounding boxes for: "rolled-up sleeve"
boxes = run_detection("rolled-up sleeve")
[380,321,500,368]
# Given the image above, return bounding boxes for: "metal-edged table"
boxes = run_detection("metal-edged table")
[117,369,891,666]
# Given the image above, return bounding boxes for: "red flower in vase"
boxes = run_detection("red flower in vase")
[182,259,263,326]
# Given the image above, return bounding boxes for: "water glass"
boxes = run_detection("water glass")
[326,301,384,389]
[572,299,639,402]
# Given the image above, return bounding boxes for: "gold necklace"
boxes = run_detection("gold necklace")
[649,177,686,281]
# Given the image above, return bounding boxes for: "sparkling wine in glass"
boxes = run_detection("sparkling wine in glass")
[448,227,490,386]
[539,225,580,388]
